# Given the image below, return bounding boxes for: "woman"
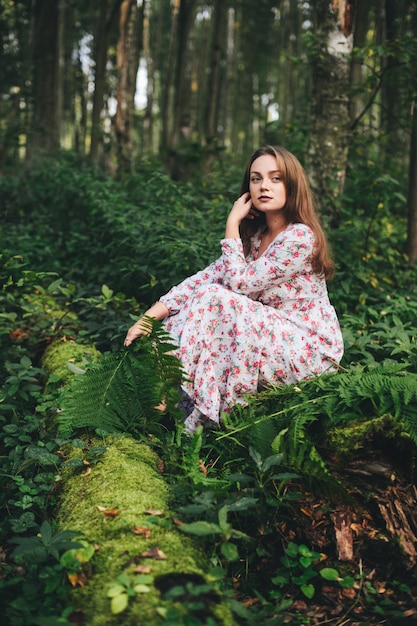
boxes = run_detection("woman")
[124,146,343,433]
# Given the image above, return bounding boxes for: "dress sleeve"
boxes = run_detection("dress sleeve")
[159,257,224,314]
[220,225,314,294]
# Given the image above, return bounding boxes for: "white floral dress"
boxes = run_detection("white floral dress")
[159,223,343,429]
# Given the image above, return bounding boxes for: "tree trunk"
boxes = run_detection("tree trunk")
[26,0,65,159]
[406,86,417,263]
[305,0,355,225]
[165,0,197,180]
[160,0,178,154]
[114,0,144,174]
[90,0,108,163]
[141,1,155,155]
[380,0,400,160]
[349,0,369,125]
[218,8,235,153]
[203,0,227,171]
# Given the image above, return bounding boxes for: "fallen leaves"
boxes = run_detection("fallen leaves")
[132,525,151,539]
[144,508,163,516]
[96,505,119,517]
[68,571,88,587]
[133,564,152,574]
[139,547,167,560]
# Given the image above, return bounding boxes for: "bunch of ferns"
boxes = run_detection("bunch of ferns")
[218,363,417,490]
[58,318,184,439]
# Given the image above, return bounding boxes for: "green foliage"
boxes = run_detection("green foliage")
[329,135,415,316]
[107,572,154,615]
[1,153,417,624]
[217,364,417,491]
[2,521,84,626]
[0,255,108,625]
[58,317,184,439]
[9,520,83,565]
[0,155,229,306]
[271,542,354,600]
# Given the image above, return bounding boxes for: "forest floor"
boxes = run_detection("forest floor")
[233,437,417,625]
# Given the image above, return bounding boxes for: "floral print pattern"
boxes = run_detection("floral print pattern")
[159,223,343,427]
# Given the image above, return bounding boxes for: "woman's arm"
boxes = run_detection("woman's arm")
[124,301,169,346]
[158,257,224,313]
[221,225,315,294]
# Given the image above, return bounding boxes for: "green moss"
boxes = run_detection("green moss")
[325,414,403,455]
[57,436,236,625]
[41,339,101,382]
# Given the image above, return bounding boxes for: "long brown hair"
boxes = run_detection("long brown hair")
[239,145,335,280]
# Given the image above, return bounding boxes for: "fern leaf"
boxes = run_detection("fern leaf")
[58,319,184,438]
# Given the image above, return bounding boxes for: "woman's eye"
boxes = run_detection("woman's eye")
[251,177,261,183]
[272,176,281,182]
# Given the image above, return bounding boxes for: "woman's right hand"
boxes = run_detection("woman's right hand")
[124,318,150,346]
[123,301,169,346]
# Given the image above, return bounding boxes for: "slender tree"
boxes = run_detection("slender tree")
[165,0,197,179]
[89,0,122,163]
[0,0,32,166]
[203,0,227,169]
[114,0,145,173]
[406,3,417,263]
[305,0,355,225]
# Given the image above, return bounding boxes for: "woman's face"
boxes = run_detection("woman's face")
[249,154,286,213]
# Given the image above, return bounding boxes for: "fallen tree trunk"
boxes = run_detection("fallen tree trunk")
[42,340,237,626]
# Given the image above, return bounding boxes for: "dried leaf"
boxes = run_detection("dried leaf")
[132,525,151,538]
[140,547,167,560]
[342,587,356,600]
[144,509,163,516]
[67,571,88,587]
[350,523,362,535]
[96,505,119,517]
[80,467,92,477]
[133,565,152,574]
[300,507,312,517]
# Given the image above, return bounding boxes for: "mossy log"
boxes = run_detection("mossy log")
[42,340,236,626]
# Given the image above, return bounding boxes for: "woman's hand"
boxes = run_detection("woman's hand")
[124,301,169,346]
[124,318,151,346]
[225,193,259,239]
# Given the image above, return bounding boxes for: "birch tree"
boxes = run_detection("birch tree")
[305,0,355,224]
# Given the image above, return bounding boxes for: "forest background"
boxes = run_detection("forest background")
[1,0,417,625]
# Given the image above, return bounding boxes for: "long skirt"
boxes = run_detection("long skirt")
[163,284,342,431]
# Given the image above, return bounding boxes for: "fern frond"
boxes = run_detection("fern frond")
[58,319,184,438]
[217,363,417,494]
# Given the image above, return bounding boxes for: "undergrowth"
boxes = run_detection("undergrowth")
[1,150,417,624]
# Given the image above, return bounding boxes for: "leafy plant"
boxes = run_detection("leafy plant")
[216,363,417,491]
[9,520,83,565]
[107,572,154,615]
[271,542,354,600]
[1,522,83,626]
[58,317,185,439]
